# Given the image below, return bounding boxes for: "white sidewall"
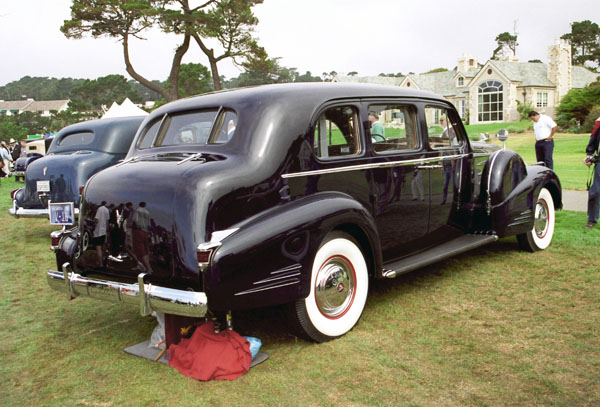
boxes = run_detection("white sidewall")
[532,188,555,250]
[304,238,369,337]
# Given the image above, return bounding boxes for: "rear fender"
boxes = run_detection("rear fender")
[205,192,381,311]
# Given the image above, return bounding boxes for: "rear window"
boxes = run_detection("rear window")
[58,132,95,147]
[136,110,237,149]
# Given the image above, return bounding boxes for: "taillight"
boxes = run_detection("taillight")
[197,250,213,264]
[51,235,61,247]
[79,185,85,195]
[10,189,19,199]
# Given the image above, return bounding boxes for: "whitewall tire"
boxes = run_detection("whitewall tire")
[517,187,555,252]
[292,232,369,342]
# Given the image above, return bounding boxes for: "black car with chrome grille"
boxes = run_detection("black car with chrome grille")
[48,83,561,343]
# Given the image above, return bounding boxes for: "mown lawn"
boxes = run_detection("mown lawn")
[1,172,599,406]
[487,131,591,190]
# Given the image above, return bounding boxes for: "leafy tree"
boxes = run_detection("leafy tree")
[348,71,358,76]
[561,20,600,66]
[70,74,140,111]
[556,78,600,128]
[63,0,264,96]
[528,59,543,63]
[424,68,448,74]
[172,0,264,91]
[491,32,518,60]
[163,63,212,99]
[0,116,28,144]
[295,71,322,83]
[62,0,190,102]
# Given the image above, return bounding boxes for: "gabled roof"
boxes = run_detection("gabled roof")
[334,75,404,86]
[572,66,600,89]
[0,100,34,111]
[487,60,555,87]
[403,70,462,97]
[23,100,70,112]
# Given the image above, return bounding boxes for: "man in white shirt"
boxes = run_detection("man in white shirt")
[529,111,558,169]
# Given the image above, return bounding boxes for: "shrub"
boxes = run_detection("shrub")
[516,100,534,120]
[582,107,600,134]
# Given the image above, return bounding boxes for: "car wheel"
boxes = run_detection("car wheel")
[291,232,369,342]
[517,187,555,252]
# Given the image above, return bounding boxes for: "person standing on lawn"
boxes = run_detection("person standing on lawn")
[584,116,600,229]
[529,111,558,169]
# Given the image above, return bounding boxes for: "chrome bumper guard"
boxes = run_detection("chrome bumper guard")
[47,263,208,318]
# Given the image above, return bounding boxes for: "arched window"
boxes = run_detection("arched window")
[478,80,503,122]
[457,76,464,86]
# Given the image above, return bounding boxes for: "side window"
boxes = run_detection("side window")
[314,106,361,159]
[368,104,419,153]
[137,119,161,149]
[211,110,238,144]
[155,110,219,147]
[425,107,462,149]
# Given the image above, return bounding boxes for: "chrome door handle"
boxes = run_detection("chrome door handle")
[417,164,443,169]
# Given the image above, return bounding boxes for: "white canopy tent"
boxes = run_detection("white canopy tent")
[102,98,149,118]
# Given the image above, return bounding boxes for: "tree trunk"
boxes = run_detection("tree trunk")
[192,33,221,91]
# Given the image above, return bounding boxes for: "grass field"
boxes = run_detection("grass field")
[0,174,598,406]
[487,131,591,190]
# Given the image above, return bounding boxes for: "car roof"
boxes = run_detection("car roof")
[152,83,446,116]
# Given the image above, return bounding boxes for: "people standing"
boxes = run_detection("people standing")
[584,117,600,229]
[368,112,385,139]
[93,201,110,267]
[529,111,557,169]
[0,141,13,177]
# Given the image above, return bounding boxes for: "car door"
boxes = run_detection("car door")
[422,104,470,244]
[364,102,431,261]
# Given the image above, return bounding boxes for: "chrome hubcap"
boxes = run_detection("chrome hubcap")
[534,199,549,238]
[315,256,355,318]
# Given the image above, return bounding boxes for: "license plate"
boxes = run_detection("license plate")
[37,180,50,192]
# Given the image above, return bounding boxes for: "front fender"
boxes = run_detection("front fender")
[205,192,380,312]
[481,150,562,236]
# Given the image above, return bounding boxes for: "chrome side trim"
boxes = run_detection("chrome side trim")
[234,280,300,296]
[270,264,302,275]
[253,272,301,285]
[281,154,466,179]
[47,264,208,318]
[507,210,533,228]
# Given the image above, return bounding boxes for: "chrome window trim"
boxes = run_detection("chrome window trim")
[282,154,467,179]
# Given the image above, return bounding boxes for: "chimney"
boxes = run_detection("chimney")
[547,39,572,105]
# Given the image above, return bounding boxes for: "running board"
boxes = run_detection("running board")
[382,234,498,278]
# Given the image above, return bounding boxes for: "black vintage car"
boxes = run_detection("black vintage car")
[49,83,561,343]
[12,137,55,182]
[9,116,144,219]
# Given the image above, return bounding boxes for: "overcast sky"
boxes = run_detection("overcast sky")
[0,0,596,87]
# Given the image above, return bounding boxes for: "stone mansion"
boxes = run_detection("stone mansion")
[334,40,600,124]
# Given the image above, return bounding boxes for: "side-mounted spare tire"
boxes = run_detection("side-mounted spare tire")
[289,232,369,342]
[517,187,555,251]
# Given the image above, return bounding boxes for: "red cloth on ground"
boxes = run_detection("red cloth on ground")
[168,322,251,381]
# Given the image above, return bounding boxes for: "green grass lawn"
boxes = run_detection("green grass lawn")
[0,176,598,407]
[487,131,591,190]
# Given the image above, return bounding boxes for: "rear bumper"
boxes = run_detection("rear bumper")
[47,263,208,318]
[9,200,79,219]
